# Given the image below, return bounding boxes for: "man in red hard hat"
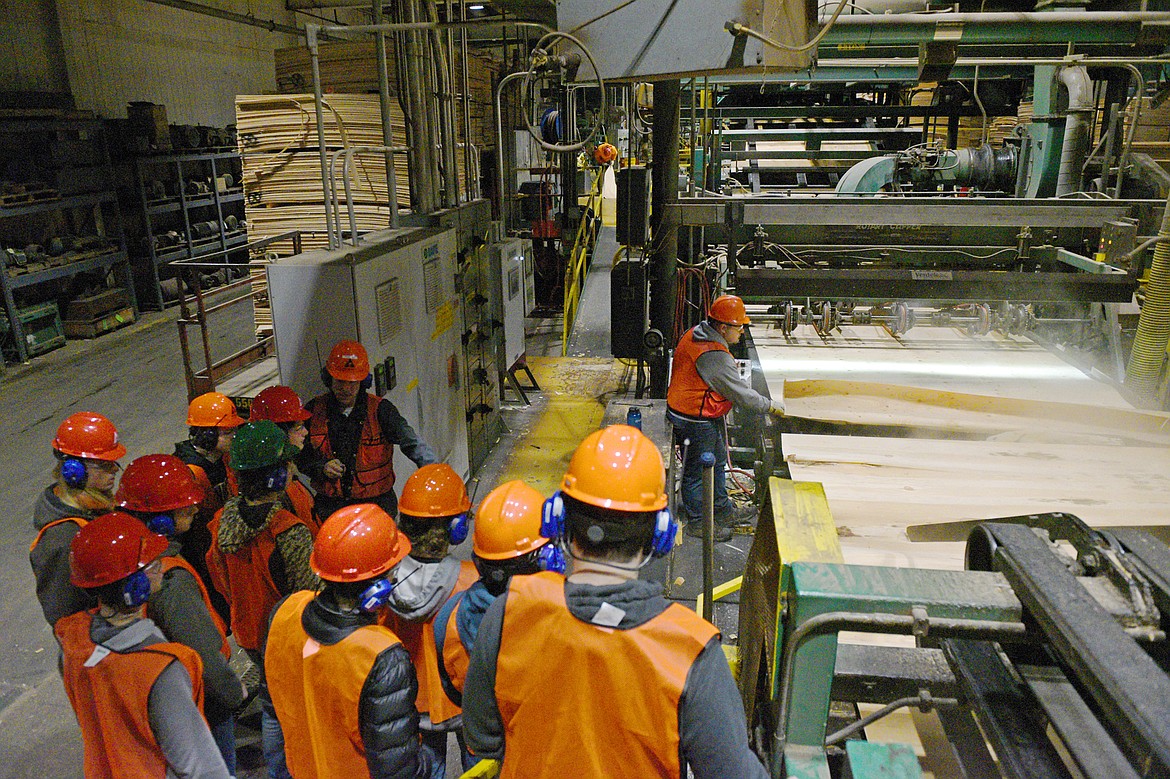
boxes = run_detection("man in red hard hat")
[265,503,440,778]
[56,512,230,778]
[667,294,784,542]
[300,340,437,520]
[250,384,319,534]
[116,454,245,774]
[30,411,126,627]
[463,426,767,778]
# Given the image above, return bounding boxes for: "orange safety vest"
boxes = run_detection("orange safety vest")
[205,506,306,650]
[438,594,469,700]
[267,591,403,779]
[29,516,87,554]
[286,477,320,536]
[306,393,395,499]
[494,571,719,778]
[382,560,478,726]
[56,610,206,779]
[160,555,231,659]
[667,327,734,419]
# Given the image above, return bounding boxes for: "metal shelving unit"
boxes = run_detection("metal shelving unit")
[131,150,246,310]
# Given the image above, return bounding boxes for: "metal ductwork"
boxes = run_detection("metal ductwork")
[1056,65,1093,197]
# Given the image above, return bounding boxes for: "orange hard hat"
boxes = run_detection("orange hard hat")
[250,385,311,424]
[187,392,245,428]
[561,424,667,512]
[708,294,750,326]
[53,412,127,461]
[473,480,548,560]
[116,454,203,513]
[399,463,471,518]
[326,340,370,382]
[70,512,168,588]
[594,143,617,166]
[310,503,411,583]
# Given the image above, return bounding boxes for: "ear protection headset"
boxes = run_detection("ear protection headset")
[448,513,470,545]
[145,514,176,538]
[358,577,396,613]
[123,568,153,608]
[263,464,289,493]
[540,491,676,561]
[320,366,373,391]
[60,457,89,489]
[192,426,220,452]
[537,543,567,574]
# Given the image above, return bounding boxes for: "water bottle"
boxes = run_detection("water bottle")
[626,406,642,430]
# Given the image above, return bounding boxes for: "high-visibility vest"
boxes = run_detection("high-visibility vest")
[286,477,319,535]
[29,516,87,554]
[267,591,403,779]
[306,393,395,498]
[56,610,205,779]
[493,571,719,778]
[667,327,734,419]
[160,555,230,659]
[205,505,305,650]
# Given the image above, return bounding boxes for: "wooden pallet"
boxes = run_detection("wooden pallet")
[63,306,136,339]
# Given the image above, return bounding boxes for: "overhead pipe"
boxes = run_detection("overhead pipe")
[373,1,398,226]
[831,9,1170,25]
[145,0,304,35]
[495,71,526,230]
[306,25,336,248]
[1056,65,1093,197]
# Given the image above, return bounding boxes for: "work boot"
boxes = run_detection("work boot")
[684,519,732,543]
[717,502,757,528]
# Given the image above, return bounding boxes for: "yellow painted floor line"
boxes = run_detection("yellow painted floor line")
[499,356,628,495]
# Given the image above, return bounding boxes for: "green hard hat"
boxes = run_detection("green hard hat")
[230,420,289,471]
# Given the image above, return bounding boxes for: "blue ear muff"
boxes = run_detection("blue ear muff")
[649,508,677,559]
[540,492,566,542]
[123,569,152,608]
[61,457,88,489]
[359,577,395,613]
[146,514,176,538]
[264,464,289,493]
[449,513,470,545]
[360,373,373,391]
[537,543,566,574]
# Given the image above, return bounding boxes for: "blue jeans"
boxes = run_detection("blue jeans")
[211,715,236,776]
[668,411,734,522]
[260,691,291,779]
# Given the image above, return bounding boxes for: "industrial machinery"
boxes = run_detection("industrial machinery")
[739,489,1170,778]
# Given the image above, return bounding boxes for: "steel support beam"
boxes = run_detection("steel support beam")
[649,79,679,398]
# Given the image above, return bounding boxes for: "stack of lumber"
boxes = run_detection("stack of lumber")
[1127,96,1170,173]
[910,87,1022,149]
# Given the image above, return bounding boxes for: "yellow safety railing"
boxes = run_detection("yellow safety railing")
[460,759,501,778]
[696,575,745,680]
[561,170,605,355]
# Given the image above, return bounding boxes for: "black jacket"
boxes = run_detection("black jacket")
[30,485,99,626]
[268,592,439,779]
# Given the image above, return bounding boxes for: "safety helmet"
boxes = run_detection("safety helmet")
[52,412,127,461]
[561,424,667,512]
[187,392,245,428]
[474,480,548,560]
[229,421,289,471]
[398,463,471,518]
[250,385,311,424]
[116,454,203,513]
[311,503,412,583]
[708,294,751,326]
[70,511,168,588]
[326,340,370,382]
[594,143,617,166]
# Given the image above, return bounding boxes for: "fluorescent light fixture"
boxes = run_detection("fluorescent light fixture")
[469,3,484,8]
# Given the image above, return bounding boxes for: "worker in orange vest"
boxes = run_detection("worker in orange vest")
[207,420,318,779]
[463,425,769,778]
[250,384,319,534]
[116,454,246,774]
[56,512,229,778]
[382,463,477,775]
[30,411,126,627]
[299,340,437,521]
[667,294,785,541]
[174,391,245,623]
[265,503,441,778]
[433,479,564,706]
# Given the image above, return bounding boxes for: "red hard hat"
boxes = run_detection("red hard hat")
[70,512,168,588]
[187,392,245,428]
[250,385,311,424]
[398,463,471,518]
[53,412,127,461]
[326,340,370,382]
[116,454,203,513]
[474,480,548,560]
[561,425,667,512]
[311,503,411,583]
[594,143,618,166]
[708,295,751,326]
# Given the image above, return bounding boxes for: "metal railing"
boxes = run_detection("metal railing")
[561,172,604,354]
[174,231,303,400]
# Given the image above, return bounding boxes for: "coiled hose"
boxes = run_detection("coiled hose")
[1125,191,1170,403]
